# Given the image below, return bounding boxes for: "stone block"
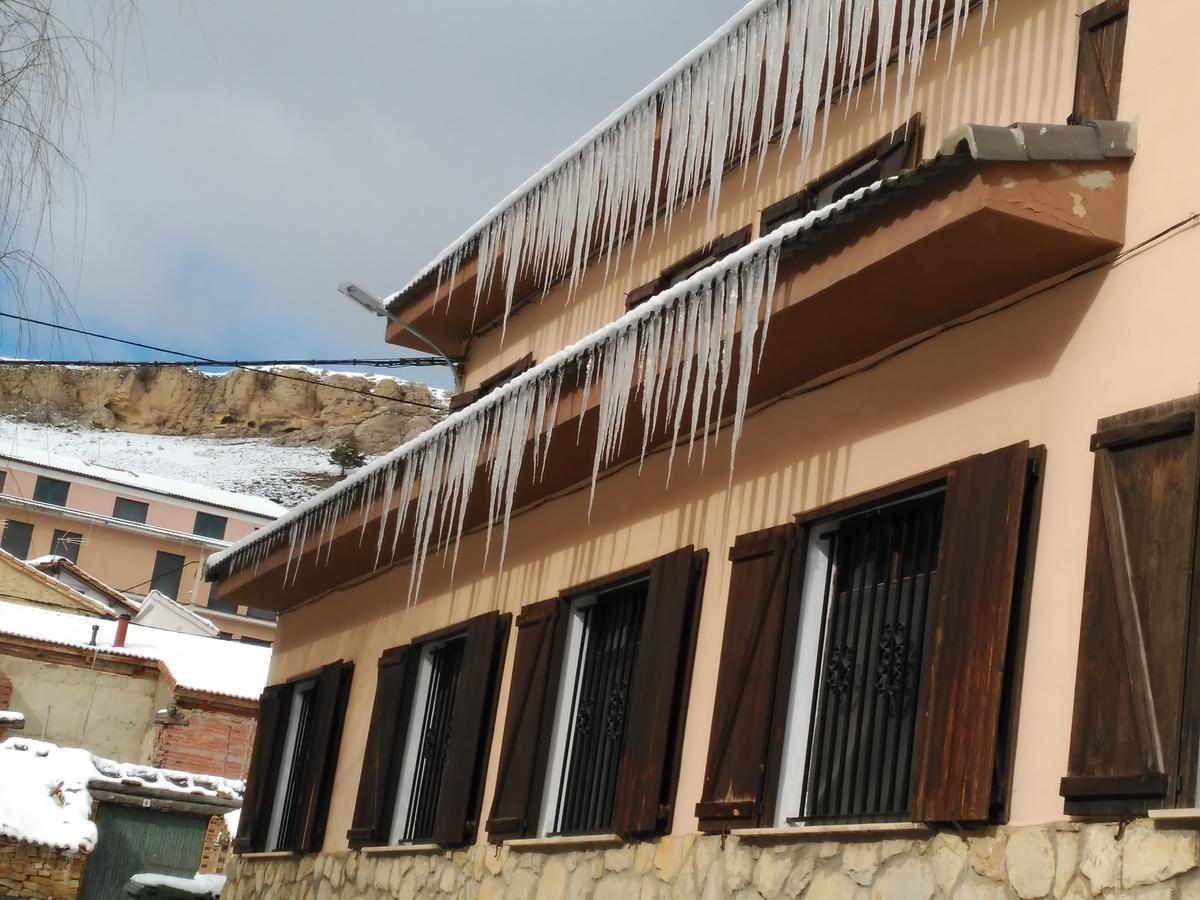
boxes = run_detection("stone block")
[1122,823,1198,888]
[1054,830,1080,899]
[1005,827,1055,899]
[752,849,793,898]
[871,858,934,900]
[808,869,858,900]
[1080,825,1121,894]
[969,834,1008,880]
[929,833,968,895]
[843,842,880,886]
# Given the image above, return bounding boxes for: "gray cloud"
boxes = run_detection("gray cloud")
[36,1,740,387]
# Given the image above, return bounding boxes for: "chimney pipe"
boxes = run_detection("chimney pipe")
[89,625,99,646]
[114,615,130,648]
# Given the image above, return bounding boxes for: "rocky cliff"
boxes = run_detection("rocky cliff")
[0,364,446,456]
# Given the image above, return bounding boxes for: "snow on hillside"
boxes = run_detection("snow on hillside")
[0,419,344,510]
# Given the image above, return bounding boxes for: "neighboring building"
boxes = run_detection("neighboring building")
[0,599,269,777]
[0,736,242,900]
[209,1,1200,898]
[0,447,284,643]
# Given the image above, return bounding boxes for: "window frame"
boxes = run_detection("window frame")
[0,519,34,559]
[50,529,83,565]
[150,550,187,600]
[32,476,69,507]
[112,497,150,524]
[625,227,752,311]
[265,674,319,852]
[193,511,228,541]
[448,354,535,413]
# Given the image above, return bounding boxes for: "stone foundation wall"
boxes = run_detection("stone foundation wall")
[221,820,1200,900]
[0,839,86,899]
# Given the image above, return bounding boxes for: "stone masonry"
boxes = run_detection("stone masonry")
[221,819,1200,900]
[0,839,87,899]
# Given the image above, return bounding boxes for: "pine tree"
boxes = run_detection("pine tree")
[330,437,367,475]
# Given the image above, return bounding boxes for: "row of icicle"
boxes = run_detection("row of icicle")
[211,182,888,596]
[418,0,988,327]
[213,0,996,595]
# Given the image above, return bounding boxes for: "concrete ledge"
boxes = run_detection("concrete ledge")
[734,822,932,840]
[503,833,624,851]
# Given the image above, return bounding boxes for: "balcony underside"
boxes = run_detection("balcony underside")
[220,156,1129,609]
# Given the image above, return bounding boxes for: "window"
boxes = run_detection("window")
[150,551,187,600]
[0,520,33,559]
[448,354,535,413]
[542,579,647,836]
[1069,0,1128,124]
[217,632,234,641]
[486,548,706,843]
[0,471,6,492]
[193,512,228,540]
[347,612,510,849]
[240,636,272,647]
[112,498,149,524]
[760,115,923,234]
[697,443,1040,831]
[781,493,942,824]
[234,661,353,854]
[625,228,751,310]
[50,530,82,564]
[33,476,69,507]
[246,606,278,622]
[1062,395,1200,816]
[206,597,240,615]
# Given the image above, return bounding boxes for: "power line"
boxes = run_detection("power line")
[0,311,450,411]
[2,357,455,369]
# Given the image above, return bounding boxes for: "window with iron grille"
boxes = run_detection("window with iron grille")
[50,529,83,565]
[266,677,318,851]
[388,637,466,844]
[778,491,943,825]
[540,577,648,836]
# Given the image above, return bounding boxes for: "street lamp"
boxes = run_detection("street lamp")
[338,282,463,392]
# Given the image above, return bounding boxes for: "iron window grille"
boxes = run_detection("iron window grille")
[389,636,467,844]
[780,491,944,825]
[541,577,649,836]
[266,678,318,851]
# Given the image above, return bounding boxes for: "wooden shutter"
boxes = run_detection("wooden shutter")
[695,525,796,831]
[297,660,354,852]
[1061,398,1200,816]
[432,611,513,847]
[613,548,706,835]
[1070,0,1129,123]
[911,442,1033,823]
[233,683,289,852]
[486,598,563,842]
[347,646,415,849]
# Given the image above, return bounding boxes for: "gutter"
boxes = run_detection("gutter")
[0,494,231,550]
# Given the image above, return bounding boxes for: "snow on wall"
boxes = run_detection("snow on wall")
[211,182,889,598]
[0,737,243,853]
[391,0,988,326]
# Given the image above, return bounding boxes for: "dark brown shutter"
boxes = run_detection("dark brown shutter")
[233,683,289,852]
[486,598,563,842]
[911,442,1033,823]
[1061,398,1200,816]
[1070,0,1128,123]
[297,660,354,852]
[448,388,481,413]
[695,525,796,831]
[432,611,513,847]
[613,548,706,836]
[347,646,415,849]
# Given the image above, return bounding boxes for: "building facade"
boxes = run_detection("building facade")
[211,1,1200,897]
[0,450,282,643]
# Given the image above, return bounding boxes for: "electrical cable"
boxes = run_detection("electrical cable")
[0,312,449,411]
[1,357,457,369]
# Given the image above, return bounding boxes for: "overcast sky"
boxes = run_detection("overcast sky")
[1,1,741,389]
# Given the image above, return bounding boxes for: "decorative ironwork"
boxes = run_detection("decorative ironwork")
[825,646,856,701]
[605,682,629,739]
[875,623,915,716]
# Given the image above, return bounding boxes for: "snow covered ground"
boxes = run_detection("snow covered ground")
[0,418,344,509]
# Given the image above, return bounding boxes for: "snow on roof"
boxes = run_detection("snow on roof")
[0,438,286,519]
[0,710,25,728]
[127,873,226,897]
[0,599,270,700]
[133,590,220,638]
[0,737,243,852]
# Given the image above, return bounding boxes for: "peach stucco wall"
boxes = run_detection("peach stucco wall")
[260,0,1200,851]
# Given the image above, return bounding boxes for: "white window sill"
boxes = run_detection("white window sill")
[1149,809,1200,825]
[237,850,299,860]
[734,822,932,840]
[361,843,443,856]
[504,834,624,851]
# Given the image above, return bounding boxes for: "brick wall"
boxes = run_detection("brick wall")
[198,816,231,874]
[0,839,86,899]
[0,673,13,741]
[150,705,256,779]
